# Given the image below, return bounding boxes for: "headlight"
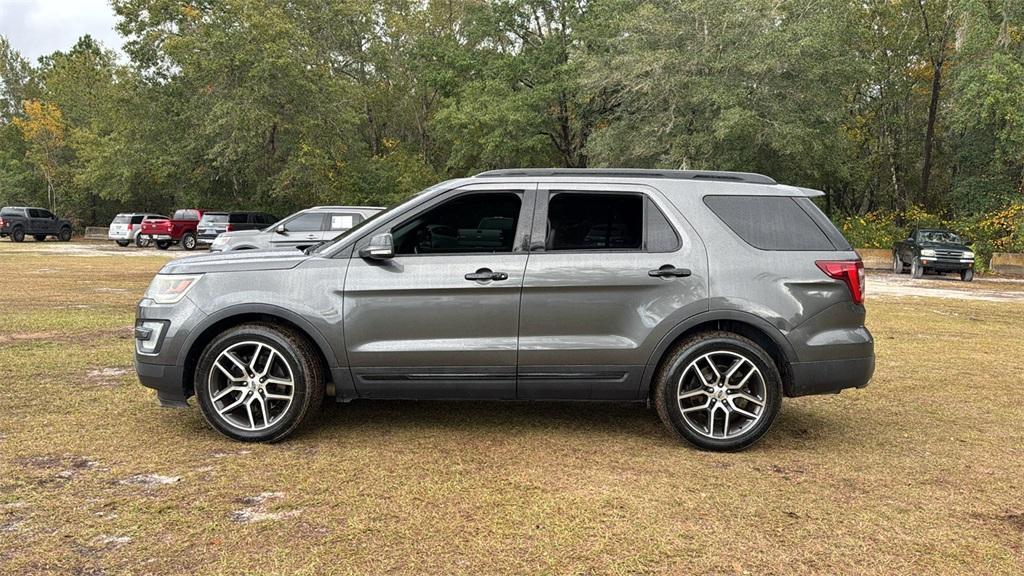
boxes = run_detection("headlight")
[963,251,975,259]
[145,274,202,304]
[920,249,936,257]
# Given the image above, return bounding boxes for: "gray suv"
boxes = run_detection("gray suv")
[135,169,874,451]
[209,206,383,252]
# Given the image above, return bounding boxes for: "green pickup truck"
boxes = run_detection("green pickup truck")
[893,228,975,281]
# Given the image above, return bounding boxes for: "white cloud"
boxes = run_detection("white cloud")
[0,0,124,62]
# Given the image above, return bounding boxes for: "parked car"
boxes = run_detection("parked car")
[892,228,975,281]
[140,209,205,250]
[108,213,167,247]
[0,206,73,242]
[135,169,874,451]
[197,212,278,246]
[209,206,383,252]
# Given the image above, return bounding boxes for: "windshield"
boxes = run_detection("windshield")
[309,180,457,255]
[919,230,962,244]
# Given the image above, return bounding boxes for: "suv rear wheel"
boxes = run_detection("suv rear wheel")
[654,331,782,451]
[195,323,324,442]
[181,232,197,250]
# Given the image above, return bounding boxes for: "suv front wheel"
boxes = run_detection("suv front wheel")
[195,323,324,442]
[654,331,782,451]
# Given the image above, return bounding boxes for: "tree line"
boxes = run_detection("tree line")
[1,0,1022,226]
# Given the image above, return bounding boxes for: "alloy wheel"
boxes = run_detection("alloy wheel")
[676,351,768,440]
[207,341,295,432]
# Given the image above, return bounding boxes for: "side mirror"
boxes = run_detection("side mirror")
[275,224,287,235]
[359,233,394,260]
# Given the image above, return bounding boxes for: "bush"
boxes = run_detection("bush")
[834,203,1024,272]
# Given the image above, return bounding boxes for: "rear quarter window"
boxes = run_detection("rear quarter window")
[704,195,837,251]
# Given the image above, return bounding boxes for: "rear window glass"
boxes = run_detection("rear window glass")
[704,196,836,251]
[200,213,228,224]
[111,214,131,224]
[173,209,200,221]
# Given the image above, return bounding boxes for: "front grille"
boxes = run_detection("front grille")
[935,249,962,258]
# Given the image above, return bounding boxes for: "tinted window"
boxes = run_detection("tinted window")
[28,209,44,218]
[392,193,521,255]
[645,197,680,252]
[797,198,851,250]
[130,215,145,225]
[112,214,131,224]
[328,213,362,231]
[285,212,324,232]
[704,196,835,251]
[229,213,248,224]
[173,209,200,221]
[547,193,642,250]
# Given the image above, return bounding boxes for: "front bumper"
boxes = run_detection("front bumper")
[135,359,189,407]
[788,355,874,397]
[919,257,973,271]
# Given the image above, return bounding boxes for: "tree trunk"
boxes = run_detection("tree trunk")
[921,60,942,202]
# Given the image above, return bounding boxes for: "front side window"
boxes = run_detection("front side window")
[285,212,324,232]
[546,193,643,250]
[392,192,521,255]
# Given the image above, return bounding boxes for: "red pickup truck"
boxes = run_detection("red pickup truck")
[140,209,205,250]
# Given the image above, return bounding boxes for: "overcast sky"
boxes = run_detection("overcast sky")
[0,0,123,62]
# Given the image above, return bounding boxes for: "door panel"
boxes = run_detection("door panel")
[344,254,527,398]
[517,185,709,400]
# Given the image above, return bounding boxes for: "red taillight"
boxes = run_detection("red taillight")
[816,259,865,304]
[127,223,134,231]
[0,217,5,227]
[226,224,233,232]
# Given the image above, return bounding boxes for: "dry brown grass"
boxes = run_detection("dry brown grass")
[1,243,1022,575]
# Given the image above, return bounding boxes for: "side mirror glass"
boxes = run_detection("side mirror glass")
[359,233,394,260]
[275,224,287,234]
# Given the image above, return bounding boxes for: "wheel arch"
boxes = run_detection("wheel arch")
[641,311,797,399]
[179,305,338,399]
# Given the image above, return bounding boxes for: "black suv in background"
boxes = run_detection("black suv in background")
[0,206,73,242]
[197,211,278,245]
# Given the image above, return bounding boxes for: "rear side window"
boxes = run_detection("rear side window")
[645,197,680,252]
[704,196,836,251]
[229,213,248,224]
[547,193,642,250]
[328,213,362,230]
[130,215,144,225]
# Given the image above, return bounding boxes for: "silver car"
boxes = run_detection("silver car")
[209,206,383,252]
[108,213,166,247]
[135,170,874,451]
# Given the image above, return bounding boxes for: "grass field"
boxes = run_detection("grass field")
[1,242,1022,575]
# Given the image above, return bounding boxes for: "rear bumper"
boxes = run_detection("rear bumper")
[144,234,174,241]
[135,358,189,407]
[787,355,874,397]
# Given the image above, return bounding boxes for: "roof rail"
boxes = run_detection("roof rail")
[473,168,777,185]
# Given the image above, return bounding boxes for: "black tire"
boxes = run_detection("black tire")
[33,234,47,242]
[960,268,974,282]
[155,240,171,250]
[11,227,24,242]
[181,232,197,250]
[654,331,782,452]
[58,227,72,242]
[195,323,324,442]
[115,240,130,247]
[911,258,923,278]
[892,252,904,274]
[135,234,150,248]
